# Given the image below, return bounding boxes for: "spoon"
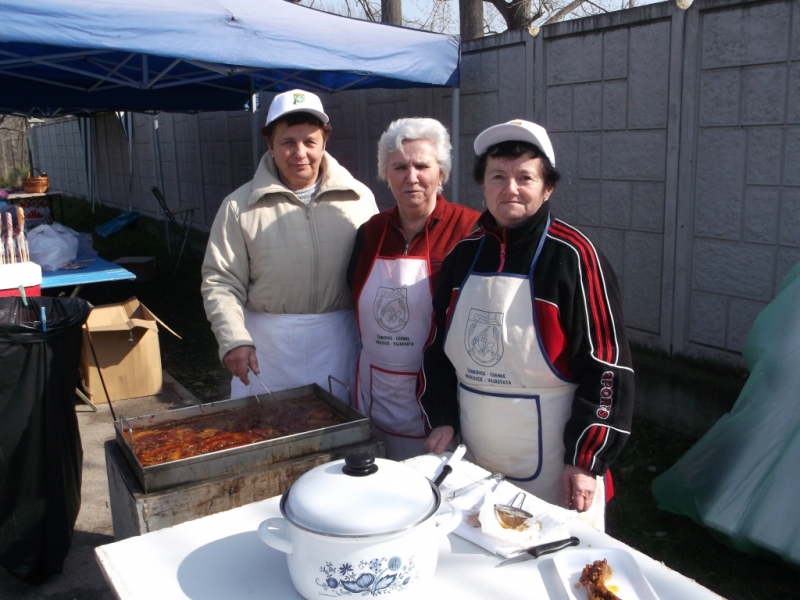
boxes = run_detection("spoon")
[494,492,534,529]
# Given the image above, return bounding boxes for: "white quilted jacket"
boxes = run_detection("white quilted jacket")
[201,152,377,361]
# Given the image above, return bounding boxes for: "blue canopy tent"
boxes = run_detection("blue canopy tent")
[0,0,460,115]
[0,0,463,205]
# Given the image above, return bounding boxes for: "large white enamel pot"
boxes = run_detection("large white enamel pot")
[258,450,461,599]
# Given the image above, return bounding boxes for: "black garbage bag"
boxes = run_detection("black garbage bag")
[0,296,91,583]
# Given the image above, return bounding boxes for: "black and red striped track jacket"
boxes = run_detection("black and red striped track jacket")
[418,202,633,477]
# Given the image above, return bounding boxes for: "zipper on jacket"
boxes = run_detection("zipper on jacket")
[306,202,321,313]
[389,218,424,257]
[498,229,507,272]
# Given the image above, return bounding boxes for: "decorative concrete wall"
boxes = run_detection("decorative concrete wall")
[28,0,800,375]
[676,0,800,365]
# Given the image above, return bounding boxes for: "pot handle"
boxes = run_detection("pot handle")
[257,518,293,556]
[434,502,462,537]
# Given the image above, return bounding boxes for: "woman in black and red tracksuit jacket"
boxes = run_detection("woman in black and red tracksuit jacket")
[418,120,633,530]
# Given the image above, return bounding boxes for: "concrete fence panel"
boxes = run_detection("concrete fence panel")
[27,0,800,375]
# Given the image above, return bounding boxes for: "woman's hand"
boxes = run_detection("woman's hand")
[561,465,597,512]
[223,345,259,385]
[424,426,455,454]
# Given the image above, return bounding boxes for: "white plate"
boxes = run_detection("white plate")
[552,548,659,600]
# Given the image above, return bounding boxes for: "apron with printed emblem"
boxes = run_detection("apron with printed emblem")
[443,218,605,528]
[355,222,433,460]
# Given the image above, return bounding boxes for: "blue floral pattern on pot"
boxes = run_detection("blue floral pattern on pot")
[316,555,417,596]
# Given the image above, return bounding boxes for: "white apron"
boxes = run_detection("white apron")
[354,224,433,460]
[230,307,359,405]
[443,220,605,529]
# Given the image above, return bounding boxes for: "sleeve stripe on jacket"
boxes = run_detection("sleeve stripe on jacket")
[549,220,617,364]
[573,424,631,471]
[576,425,608,471]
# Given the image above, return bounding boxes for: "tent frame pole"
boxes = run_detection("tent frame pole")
[153,113,170,254]
[251,89,260,173]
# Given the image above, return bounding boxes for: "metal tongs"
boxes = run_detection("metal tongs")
[447,472,505,501]
[248,367,274,404]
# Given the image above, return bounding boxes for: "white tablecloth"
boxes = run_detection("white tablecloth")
[95,456,724,600]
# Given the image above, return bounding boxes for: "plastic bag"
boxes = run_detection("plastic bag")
[27,223,79,271]
[652,260,800,565]
[76,230,96,255]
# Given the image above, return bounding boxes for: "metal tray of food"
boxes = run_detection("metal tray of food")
[114,379,369,493]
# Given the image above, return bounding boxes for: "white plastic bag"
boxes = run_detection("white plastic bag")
[27,223,79,271]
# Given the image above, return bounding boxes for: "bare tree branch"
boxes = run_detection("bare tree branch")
[298,0,616,36]
[545,0,593,23]
[483,0,533,29]
[356,0,380,20]
[577,0,609,15]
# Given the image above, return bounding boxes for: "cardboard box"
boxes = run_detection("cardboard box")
[114,256,157,283]
[80,297,179,403]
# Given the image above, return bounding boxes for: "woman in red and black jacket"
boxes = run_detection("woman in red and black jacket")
[347,118,479,461]
[418,119,633,531]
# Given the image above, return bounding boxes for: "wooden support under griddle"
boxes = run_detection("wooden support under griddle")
[104,437,385,541]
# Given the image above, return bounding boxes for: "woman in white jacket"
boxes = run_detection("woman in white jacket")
[202,89,377,399]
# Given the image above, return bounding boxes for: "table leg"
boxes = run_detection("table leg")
[75,387,98,412]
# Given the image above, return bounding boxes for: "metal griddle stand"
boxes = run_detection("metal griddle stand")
[105,376,383,541]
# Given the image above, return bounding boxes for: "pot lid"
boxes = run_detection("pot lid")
[282,451,438,536]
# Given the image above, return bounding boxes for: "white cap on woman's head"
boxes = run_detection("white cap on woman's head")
[265,90,329,127]
[473,119,555,167]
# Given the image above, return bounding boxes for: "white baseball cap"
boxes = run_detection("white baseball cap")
[473,119,556,167]
[265,89,329,127]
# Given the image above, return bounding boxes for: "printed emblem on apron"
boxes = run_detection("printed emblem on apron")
[374,287,409,333]
[465,308,504,367]
[440,221,606,529]
[354,220,434,460]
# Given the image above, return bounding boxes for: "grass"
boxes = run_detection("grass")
[607,418,800,598]
[50,197,800,599]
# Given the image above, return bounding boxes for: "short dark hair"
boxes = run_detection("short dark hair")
[261,112,333,144]
[473,141,560,188]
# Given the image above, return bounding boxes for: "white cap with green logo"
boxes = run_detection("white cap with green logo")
[265,89,329,127]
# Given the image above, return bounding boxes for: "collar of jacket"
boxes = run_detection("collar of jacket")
[386,193,448,232]
[246,151,359,207]
[478,200,551,247]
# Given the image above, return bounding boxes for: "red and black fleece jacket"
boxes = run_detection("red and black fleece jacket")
[347,195,481,298]
[418,202,634,477]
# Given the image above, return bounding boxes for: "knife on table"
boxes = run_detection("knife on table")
[495,536,580,567]
[433,444,467,487]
